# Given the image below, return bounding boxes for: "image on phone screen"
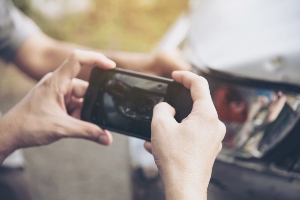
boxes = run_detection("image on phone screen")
[82,68,193,141]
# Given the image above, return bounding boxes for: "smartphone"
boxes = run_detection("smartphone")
[81,67,193,141]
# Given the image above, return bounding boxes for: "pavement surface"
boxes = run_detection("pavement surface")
[23,134,131,200]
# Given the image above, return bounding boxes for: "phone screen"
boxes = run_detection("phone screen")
[82,68,193,141]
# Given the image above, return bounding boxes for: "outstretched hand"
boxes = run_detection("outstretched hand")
[0,50,116,162]
[144,71,225,200]
[150,50,191,77]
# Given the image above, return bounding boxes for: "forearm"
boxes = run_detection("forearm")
[13,32,155,81]
[164,183,207,200]
[158,156,214,200]
[160,166,208,200]
[14,33,71,80]
[0,114,18,164]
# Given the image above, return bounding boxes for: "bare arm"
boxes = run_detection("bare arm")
[13,32,190,81]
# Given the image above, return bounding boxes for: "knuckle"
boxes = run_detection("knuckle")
[151,120,173,137]
[53,123,68,138]
[218,121,226,140]
[96,52,106,59]
[70,49,82,60]
[151,116,169,132]
[154,101,167,108]
[39,72,53,87]
[205,108,219,124]
[218,143,223,153]
[40,72,53,81]
[82,126,98,140]
[44,72,53,81]
[44,72,53,78]
[151,114,165,127]
[197,76,209,87]
[153,102,168,113]
[210,109,219,120]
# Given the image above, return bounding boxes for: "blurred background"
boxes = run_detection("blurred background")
[0,0,188,199]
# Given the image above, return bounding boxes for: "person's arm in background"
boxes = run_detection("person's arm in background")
[14,32,191,81]
[144,71,226,200]
[1,0,190,82]
[0,50,116,164]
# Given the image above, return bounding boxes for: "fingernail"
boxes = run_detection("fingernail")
[99,134,108,144]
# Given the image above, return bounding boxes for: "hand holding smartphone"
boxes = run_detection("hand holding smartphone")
[81,67,193,141]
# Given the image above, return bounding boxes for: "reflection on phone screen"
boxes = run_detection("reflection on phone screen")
[98,72,169,138]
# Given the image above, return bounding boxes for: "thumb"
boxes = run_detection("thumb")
[62,116,113,145]
[151,102,177,135]
[152,102,176,121]
[54,50,116,81]
[144,141,152,154]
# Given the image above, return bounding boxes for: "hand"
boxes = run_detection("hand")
[144,71,226,200]
[148,49,192,77]
[0,50,116,163]
[111,49,191,78]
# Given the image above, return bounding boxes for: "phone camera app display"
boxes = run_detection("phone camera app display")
[99,72,168,133]
[104,74,167,121]
[82,68,193,141]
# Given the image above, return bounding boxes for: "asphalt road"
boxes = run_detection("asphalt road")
[23,134,132,200]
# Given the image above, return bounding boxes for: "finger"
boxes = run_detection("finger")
[62,116,113,145]
[54,49,116,81]
[218,121,226,142]
[144,142,152,154]
[72,78,89,98]
[151,102,177,134]
[152,102,177,123]
[156,50,192,72]
[67,97,83,118]
[172,71,211,102]
[169,49,192,71]
[172,71,218,120]
[101,129,113,146]
[218,143,223,154]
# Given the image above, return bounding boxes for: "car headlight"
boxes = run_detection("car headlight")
[199,69,300,159]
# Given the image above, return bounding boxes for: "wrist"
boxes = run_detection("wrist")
[159,166,209,200]
[0,114,19,164]
[164,182,207,200]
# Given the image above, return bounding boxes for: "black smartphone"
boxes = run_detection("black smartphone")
[81,67,193,141]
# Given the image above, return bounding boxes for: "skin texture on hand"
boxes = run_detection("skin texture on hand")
[144,71,226,200]
[0,50,116,164]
